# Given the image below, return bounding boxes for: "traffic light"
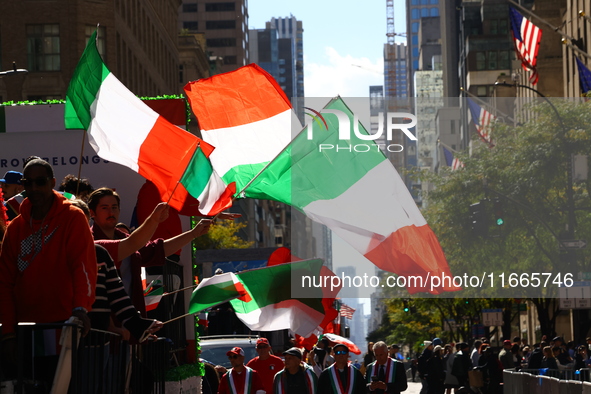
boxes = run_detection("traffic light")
[469,201,488,237]
[493,197,504,226]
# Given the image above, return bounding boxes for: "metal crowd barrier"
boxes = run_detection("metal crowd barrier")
[0,323,173,394]
[504,368,591,394]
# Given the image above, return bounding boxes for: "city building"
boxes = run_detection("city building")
[178,0,249,74]
[0,0,187,102]
[405,0,440,97]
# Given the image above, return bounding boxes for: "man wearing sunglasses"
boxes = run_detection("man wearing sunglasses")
[317,343,366,394]
[0,159,98,378]
[246,338,284,394]
[218,346,265,394]
[366,341,407,394]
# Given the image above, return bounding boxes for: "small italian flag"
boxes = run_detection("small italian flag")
[64,30,234,216]
[188,272,247,314]
[144,277,164,312]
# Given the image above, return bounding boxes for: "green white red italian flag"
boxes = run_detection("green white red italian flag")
[64,30,234,216]
[229,259,325,337]
[184,64,298,195]
[245,97,458,294]
[188,272,247,314]
[188,260,325,337]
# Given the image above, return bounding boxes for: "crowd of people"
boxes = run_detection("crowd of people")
[205,338,408,394]
[0,158,240,389]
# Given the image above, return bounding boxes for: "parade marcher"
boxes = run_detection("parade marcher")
[318,343,366,394]
[246,338,284,394]
[310,337,334,376]
[365,341,407,394]
[273,347,318,394]
[218,347,265,394]
[470,340,482,367]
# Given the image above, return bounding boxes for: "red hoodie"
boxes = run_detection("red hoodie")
[0,191,97,334]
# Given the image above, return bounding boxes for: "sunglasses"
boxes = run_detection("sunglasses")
[21,177,50,188]
[257,345,269,349]
[228,354,241,359]
[335,350,349,355]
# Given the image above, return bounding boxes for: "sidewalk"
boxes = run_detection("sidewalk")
[405,381,422,393]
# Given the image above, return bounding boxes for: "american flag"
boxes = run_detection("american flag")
[339,303,356,319]
[467,97,495,146]
[575,57,591,94]
[509,7,542,85]
[442,146,464,170]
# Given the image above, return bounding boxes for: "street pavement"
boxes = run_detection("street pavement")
[405,381,422,393]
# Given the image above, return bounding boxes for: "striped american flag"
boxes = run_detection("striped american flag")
[509,6,542,85]
[442,146,464,170]
[467,97,495,146]
[340,303,356,319]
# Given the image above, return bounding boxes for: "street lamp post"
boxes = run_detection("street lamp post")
[494,82,576,244]
[0,62,28,101]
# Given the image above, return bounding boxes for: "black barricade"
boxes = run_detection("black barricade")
[129,338,172,394]
[1,323,173,394]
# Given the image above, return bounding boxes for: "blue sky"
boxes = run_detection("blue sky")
[248,0,407,97]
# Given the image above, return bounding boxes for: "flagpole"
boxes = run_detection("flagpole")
[166,140,200,206]
[508,0,591,60]
[162,312,194,325]
[459,87,514,122]
[437,139,460,154]
[74,26,102,196]
[160,285,196,297]
[234,96,339,199]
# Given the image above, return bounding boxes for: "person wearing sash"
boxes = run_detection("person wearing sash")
[365,341,408,394]
[218,347,265,394]
[317,343,366,394]
[272,347,317,394]
[247,338,285,394]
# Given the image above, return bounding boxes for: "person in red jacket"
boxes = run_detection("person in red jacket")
[0,158,98,378]
[246,338,285,393]
[218,347,265,394]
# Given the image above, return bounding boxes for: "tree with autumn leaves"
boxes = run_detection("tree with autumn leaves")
[370,98,591,347]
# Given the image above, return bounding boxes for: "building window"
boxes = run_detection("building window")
[85,25,106,58]
[421,8,429,17]
[206,38,236,47]
[488,51,497,69]
[411,8,420,19]
[27,24,60,71]
[182,3,197,12]
[223,55,237,64]
[183,21,199,31]
[412,22,419,33]
[476,52,486,70]
[206,20,236,29]
[476,86,488,97]
[430,7,439,16]
[205,2,235,11]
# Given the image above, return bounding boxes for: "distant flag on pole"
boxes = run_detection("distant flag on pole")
[442,146,464,170]
[466,97,495,146]
[509,6,542,85]
[339,303,356,319]
[575,57,591,94]
[144,276,164,312]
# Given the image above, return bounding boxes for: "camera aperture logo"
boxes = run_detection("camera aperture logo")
[303,107,417,153]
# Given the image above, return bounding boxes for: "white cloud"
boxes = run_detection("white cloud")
[304,47,384,98]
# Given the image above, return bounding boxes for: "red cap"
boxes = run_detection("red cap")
[503,340,512,346]
[226,347,245,357]
[256,338,270,347]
